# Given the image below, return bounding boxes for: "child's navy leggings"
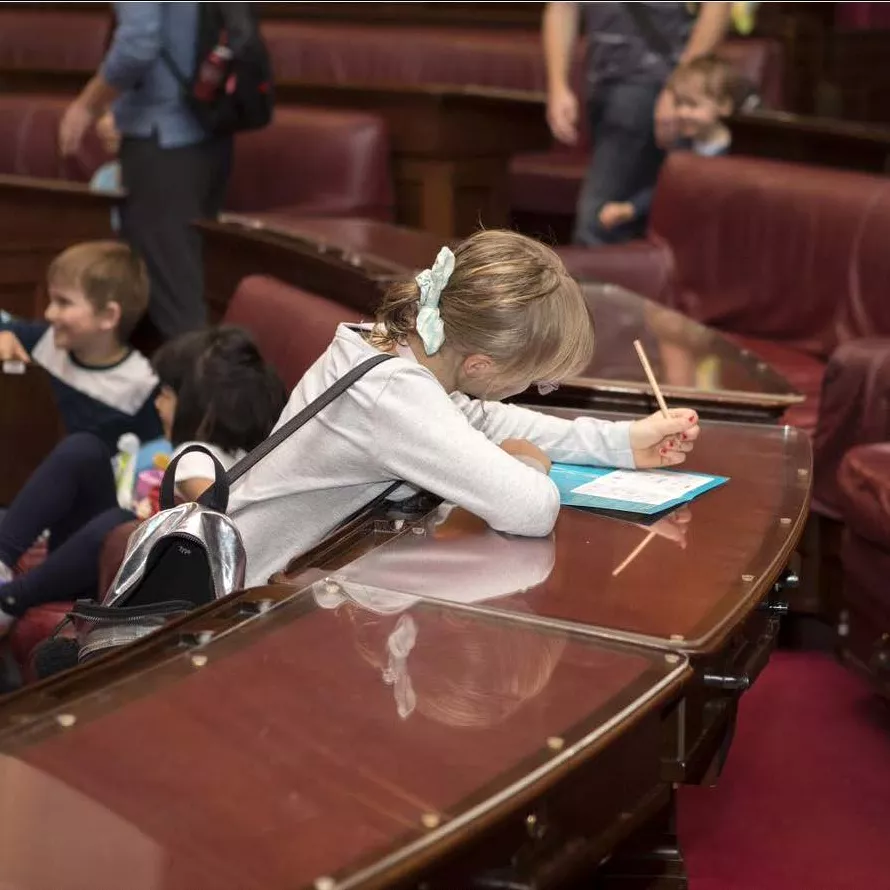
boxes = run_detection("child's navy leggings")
[0,433,134,617]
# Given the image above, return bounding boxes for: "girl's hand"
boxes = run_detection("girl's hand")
[500,438,552,474]
[629,409,700,468]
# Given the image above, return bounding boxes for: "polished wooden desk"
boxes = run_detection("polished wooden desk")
[199,214,438,320]
[201,214,803,422]
[0,414,808,887]
[0,584,689,890]
[0,175,118,319]
[544,284,803,424]
[281,414,811,787]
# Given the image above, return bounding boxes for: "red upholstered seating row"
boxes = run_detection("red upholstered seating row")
[837,441,890,698]
[0,11,553,93]
[509,37,786,229]
[263,22,551,92]
[9,273,358,679]
[223,274,363,389]
[0,95,393,220]
[556,153,890,511]
[223,107,393,220]
[0,9,109,72]
[0,9,782,105]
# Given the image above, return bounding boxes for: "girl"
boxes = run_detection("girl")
[0,326,286,636]
[229,229,700,588]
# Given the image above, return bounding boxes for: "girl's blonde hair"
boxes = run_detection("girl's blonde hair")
[375,229,594,385]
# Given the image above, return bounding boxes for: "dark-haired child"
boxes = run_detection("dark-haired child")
[0,326,287,636]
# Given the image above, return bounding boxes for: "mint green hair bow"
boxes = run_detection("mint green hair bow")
[415,246,455,356]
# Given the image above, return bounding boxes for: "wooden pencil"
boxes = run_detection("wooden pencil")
[633,339,670,419]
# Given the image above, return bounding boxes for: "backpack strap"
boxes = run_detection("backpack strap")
[159,46,190,89]
[222,353,395,489]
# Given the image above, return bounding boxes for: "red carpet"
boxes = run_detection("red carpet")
[678,651,890,889]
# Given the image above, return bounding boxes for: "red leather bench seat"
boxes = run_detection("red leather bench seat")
[225,107,394,221]
[814,340,890,519]
[0,9,109,72]
[0,95,393,221]
[722,335,824,433]
[837,442,890,696]
[263,22,551,92]
[224,274,362,389]
[0,93,109,181]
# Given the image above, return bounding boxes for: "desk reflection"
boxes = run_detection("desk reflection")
[316,505,565,729]
[585,286,725,392]
[314,504,693,727]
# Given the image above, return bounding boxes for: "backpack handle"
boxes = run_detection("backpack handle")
[160,444,230,512]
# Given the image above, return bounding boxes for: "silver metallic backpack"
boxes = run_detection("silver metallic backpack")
[72,354,397,662]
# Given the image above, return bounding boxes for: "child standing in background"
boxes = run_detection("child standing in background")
[230,229,701,588]
[0,326,287,637]
[598,54,742,233]
[0,241,161,449]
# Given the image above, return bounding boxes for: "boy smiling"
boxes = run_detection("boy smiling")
[0,241,162,449]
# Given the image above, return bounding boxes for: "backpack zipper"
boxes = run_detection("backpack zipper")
[70,600,197,625]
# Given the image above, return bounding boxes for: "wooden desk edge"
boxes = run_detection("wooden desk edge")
[568,376,805,409]
[0,174,124,200]
[330,655,690,890]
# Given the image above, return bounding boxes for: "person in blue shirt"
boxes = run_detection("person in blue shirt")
[58,3,233,340]
[0,241,162,450]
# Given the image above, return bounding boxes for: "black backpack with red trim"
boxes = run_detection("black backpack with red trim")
[162,3,274,136]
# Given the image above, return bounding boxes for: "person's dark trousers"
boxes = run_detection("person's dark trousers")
[119,133,233,340]
[0,433,134,616]
[573,80,666,246]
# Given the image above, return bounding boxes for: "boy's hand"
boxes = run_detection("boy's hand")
[0,331,31,364]
[629,409,700,468]
[500,438,553,474]
[599,201,636,230]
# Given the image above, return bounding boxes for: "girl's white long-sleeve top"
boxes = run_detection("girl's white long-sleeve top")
[230,324,635,587]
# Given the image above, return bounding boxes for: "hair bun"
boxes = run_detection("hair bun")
[206,325,263,369]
